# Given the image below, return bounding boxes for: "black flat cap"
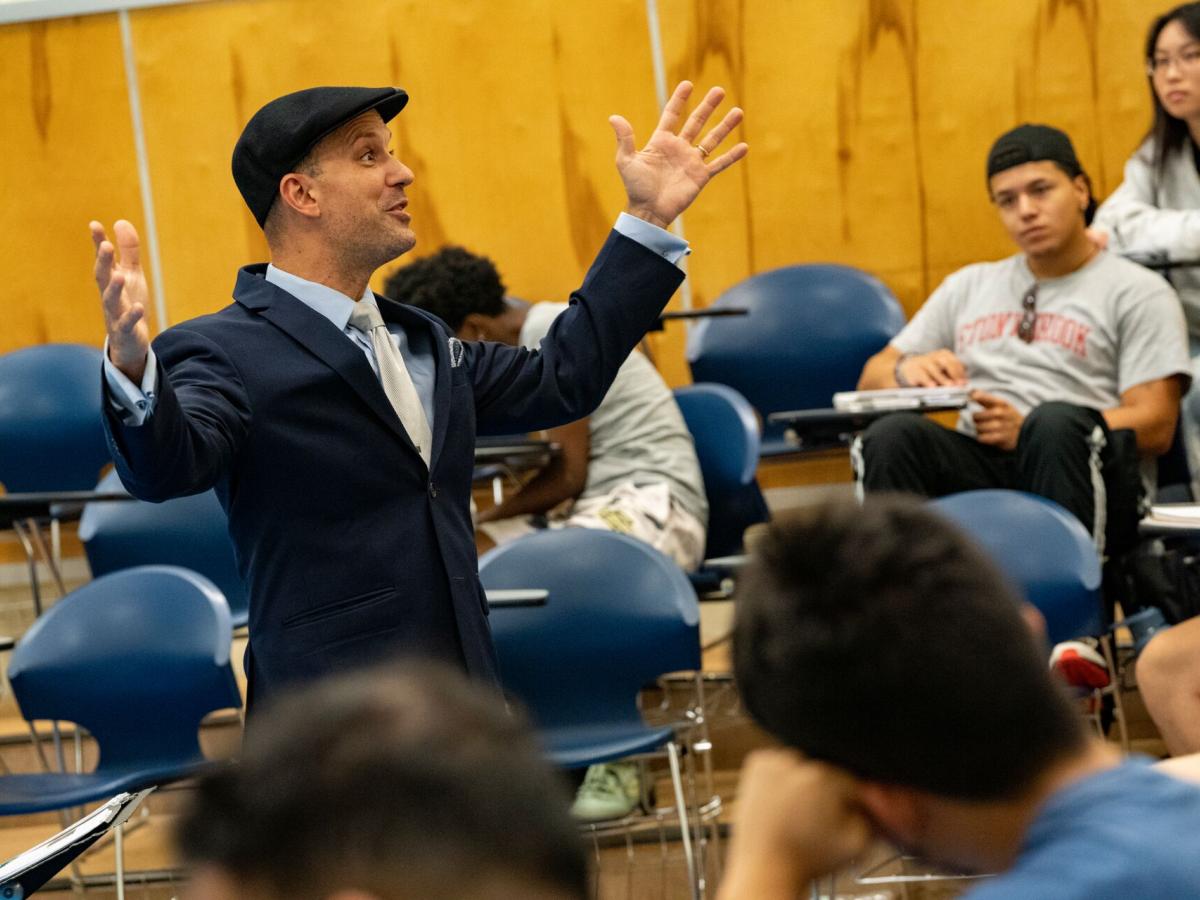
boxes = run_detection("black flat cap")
[986,123,1083,180]
[232,86,409,227]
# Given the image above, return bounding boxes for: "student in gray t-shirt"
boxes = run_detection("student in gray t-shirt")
[857,124,1191,554]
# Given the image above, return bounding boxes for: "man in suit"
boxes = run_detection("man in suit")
[90,82,746,712]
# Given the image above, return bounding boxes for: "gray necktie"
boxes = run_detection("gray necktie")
[349,301,432,466]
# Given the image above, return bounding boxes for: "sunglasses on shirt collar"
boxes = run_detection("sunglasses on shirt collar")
[1018,283,1038,343]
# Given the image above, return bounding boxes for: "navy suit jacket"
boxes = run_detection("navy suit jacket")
[103,231,684,711]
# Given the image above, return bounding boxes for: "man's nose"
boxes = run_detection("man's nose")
[387,157,415,186]
[1016,194,1037,217]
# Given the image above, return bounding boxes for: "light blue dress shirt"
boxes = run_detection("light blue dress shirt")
[104,213,688,424]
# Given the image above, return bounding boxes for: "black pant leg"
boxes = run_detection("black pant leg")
[856,413,1010,498]
[1014,402,1112,548]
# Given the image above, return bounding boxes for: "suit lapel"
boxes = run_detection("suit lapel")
[234,267,417,453]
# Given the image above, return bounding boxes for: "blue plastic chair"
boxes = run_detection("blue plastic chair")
[674,383,769,562]
[80,470,249,629]
[0,344,109,493]
[687,265,906,456]
[929,490,1103,644]
[1,565,240,815]
[0,565,239,893]
[479,529,712,892]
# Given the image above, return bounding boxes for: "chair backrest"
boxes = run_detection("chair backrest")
[8,565,240,769]
[686,265,906,454]
[79,470,248,627]
[673,383,769,559]
[0,344,110,492]
[929,490,1103,643]
[479,529,700,734]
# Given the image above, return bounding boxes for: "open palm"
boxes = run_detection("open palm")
[91,219,151,382]
[611,82,747,229]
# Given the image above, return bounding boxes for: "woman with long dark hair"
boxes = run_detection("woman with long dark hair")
[1095,2,1200,490]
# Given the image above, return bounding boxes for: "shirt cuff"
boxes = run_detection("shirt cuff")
[614,212,690,266]
[102,342,158,426]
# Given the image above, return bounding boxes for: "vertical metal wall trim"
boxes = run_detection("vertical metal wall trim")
[119,7,168,334]
[644,0,693,312]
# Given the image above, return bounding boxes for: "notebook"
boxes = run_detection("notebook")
[832,386,970,413]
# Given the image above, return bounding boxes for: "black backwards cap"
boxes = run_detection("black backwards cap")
[986,123,1085,180]
[232,86,409,227]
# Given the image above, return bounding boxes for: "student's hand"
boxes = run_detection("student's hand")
[717,750,871,899]
[1086,227,1110,251]
[971,390,1024,451]
[896,349,967,387]
[611,81,747,229]
[91,219,151,383]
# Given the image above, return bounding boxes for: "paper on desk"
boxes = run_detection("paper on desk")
[1148,505,1200,524]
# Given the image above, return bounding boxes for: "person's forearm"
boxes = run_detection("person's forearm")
[858,349,901,390]
[1102,406,1177,458]
[716,856,813,900]
[477,465,583,522]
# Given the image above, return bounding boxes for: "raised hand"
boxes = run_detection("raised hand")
[610,81,747,229]
[91,219,151,383]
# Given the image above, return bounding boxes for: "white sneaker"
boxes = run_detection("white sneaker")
[571,762,641,822]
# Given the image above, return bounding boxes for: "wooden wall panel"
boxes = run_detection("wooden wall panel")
[0,13,144,352]
[124,0,656,326]
[0,0,1182,384]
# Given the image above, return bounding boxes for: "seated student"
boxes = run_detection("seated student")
[719,497,1200,900]
[856,124,1190,558]
[385,246,708,572]
[176,662,585,900]
[1093,2,1200,492]
[386,248,709,822]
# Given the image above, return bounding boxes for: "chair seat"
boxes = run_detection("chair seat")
[542,722,676,770]
[0,759,216,815]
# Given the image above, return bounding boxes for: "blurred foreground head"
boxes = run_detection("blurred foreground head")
[177,662,585,900]
[733,495,1085,801]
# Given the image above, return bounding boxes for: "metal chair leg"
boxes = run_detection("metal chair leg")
[667,742,700,900]
[1100,634,1130,751]
[114,821,125,900]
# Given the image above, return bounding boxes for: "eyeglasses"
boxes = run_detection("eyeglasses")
[1147,46,1200,77]
[1018,284,1038,343]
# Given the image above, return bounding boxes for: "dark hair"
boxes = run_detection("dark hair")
[384,245,507,332]
[733,496,1085,801]
[177,662,586,900]
[1144,3,1200,173]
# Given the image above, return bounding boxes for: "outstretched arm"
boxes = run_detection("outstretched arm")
[611,81,747,229]
[91,219,152,384]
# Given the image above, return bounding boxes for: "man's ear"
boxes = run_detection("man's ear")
[857,781,924,848]
[277,172,321,220]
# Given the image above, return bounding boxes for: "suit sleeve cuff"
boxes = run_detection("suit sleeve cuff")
[614,212,690,266]
[103,342,158,426]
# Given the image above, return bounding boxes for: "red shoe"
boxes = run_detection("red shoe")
[1050,641,1111,690]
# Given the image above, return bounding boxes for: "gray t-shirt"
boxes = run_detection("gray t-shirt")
[521,302,708,525]
[892,251,1191,438]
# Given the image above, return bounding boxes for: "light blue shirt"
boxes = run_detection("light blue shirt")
[103,213,688,425]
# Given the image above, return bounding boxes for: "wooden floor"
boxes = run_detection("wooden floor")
[0,570,1170,900]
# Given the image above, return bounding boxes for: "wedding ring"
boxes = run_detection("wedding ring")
[696,145,710,158]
